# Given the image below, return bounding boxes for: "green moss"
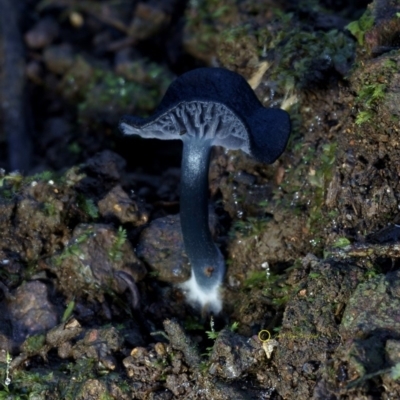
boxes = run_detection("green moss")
[77,71,158,123]
[108,226,127,262]
[99,393,114,400]
[42,200,58,217]
[0,172,54,200]
[241,267,295,310]
[271,293,291,308]
[383,58,398,70]
[25,171,57,185]
[62,299,75,322]
[184,0,239,59]
[230,321,239,332]
[76,194,99,220]
[0,171,60,200]
[243,270,269,288]
[332,237,351,248]
[268,132,338,256]
[230,216,271,238]
[267,25,355,90]
[0,355,128,400]
[353,58,396,126]
[0,368,56,399]
[21,334,46,355]
[60,56,172,129]
[357,83,386,106]
[355,110,373,125]
[364,268,380,280]
[55,229,93,266]
[184,317,205,331]
[186,0,232,26]
[346,8,374,46]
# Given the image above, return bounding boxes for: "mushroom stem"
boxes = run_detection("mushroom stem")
[180,136,225,306]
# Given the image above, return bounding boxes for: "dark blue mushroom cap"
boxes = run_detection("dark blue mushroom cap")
[120,67,291,164]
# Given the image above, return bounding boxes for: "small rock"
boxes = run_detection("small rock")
[154,342,166,357]
[69,11,84,28]
[84,150,126,182]
[386,340,400,365]
[165,373,190,397]
[365,1,400,56]
[208,328,260,380]
[75,379,109,400]
[98,185,148,226]
[136,214,190,284]
[25,17,59,49]
[340,269,400,340]
[148,390,173,400]
[43,44,75,75]
[58,341,73,359]
[7,281,58,344]
[128,3,170,40]
[48,223,146,309]
[46,318,82,347]
[71,326,123,369]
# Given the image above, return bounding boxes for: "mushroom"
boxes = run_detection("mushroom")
[119,67,291,314]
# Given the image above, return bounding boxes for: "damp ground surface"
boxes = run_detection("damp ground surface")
[1,0,400,399]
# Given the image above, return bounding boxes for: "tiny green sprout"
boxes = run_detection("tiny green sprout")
[199,361,209,372]
[258,199,269,207]
[43,201,57,216]
[206,330,219,340]
[4,351,11,386]
[211,5,229,18]
[62,299,75,322]
[230,321,239,332]
[355,110,373,125]
[205,316,218,340]
[364,268,379,280]
[332,237,351,248]
[346,9,374,45]
[390,362,400,380]
[0,172,23,190]
[109,226,127,262]
[55,230,92,266]
[77,194,99,219]
[358,83,386,107]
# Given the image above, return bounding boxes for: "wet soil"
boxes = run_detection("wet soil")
[0,0,400,399]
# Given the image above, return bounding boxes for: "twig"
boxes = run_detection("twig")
[0,0,32,171]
